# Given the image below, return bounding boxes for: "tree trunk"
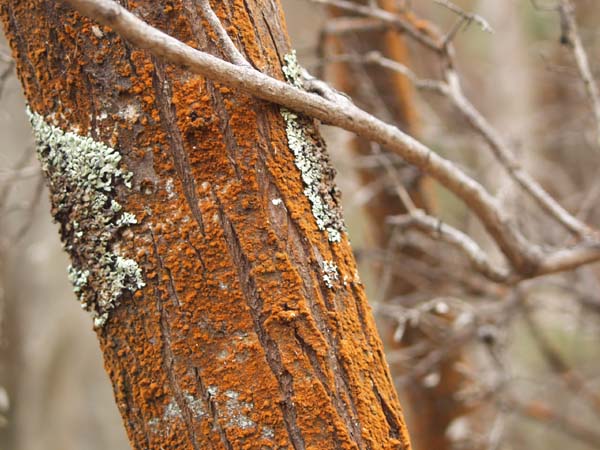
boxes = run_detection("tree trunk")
[324,2,471,449]
[0,0,411,448]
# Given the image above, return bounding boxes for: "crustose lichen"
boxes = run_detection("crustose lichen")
[27,107,145,328]
[321,260,339,289]
[281,51,346,243]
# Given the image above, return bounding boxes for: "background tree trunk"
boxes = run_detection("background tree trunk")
[0,0,411,448]
[323,2,471,449]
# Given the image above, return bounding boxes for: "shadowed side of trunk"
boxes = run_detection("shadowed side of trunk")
[0,0,411,448]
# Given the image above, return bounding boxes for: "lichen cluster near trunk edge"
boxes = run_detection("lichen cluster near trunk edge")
[27,108,145,328]
[281,51,346,243]
[321,260,340,289]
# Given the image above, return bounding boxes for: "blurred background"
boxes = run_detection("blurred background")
[1,0,600,449]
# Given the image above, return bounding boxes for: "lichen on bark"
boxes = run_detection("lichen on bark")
[281,51,346,243]
[28,108,144,328]
[2,1,413,448]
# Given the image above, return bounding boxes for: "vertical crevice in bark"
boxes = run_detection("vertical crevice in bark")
[1,0,412,448]
[150,228,204,449]
[151,61,205,235]
[214,194,307,450]
[371,376,401,440]
[191,367,230,450]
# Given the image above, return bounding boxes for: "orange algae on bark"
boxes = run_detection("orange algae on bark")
[1,0,412,448]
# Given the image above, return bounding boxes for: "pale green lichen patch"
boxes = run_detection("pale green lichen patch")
[204,386,255,430]
[261,425,275,440]
[163,397,183,421]
[321,260,339,289]
[148,392,207,435]
[281,51,346,243]
[27,107,144,328]
[282,51,304,89]
[223,390,256,430]
[184,392,207,420]
[162,393,207,422]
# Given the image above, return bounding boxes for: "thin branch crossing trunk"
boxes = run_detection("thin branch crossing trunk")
[0,0,411,448]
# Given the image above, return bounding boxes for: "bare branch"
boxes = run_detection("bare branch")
[310,0,443,53]
[368,94,600,280]
[443,69,592,238]
[536,242,600,275]
[358,49,592,238]
[434,0,494,34]
[393,293,521,385]
[324,51,446,93]
[388,210,510,282]
[317,7,587,239]
[60,0,600,278]
[370,143,417,213]
[558,0,600,149]
[191,0,251,67]
[321,16,388,36]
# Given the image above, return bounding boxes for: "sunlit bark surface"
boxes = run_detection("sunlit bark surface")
[0,0,412,448]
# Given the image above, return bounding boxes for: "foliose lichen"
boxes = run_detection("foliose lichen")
[27,107,145,328]
[282,51,304,89]
[281,51,346,243]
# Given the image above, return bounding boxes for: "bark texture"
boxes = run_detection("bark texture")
[0,0,411,448]
[325,2,470,449]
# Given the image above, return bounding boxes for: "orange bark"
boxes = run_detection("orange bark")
[324,2,470,449]
[1,0,411,448]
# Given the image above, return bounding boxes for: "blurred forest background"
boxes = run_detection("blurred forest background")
[1,0,600,449]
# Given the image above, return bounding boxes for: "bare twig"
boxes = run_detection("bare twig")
[577,176,600,220]
[324,51,446,93]
[443,69,592,238]
[192,0,251,67]
[440,17,468,48]
[355,49,592,238]
[320,7,588,239]
[537,242,600,275]
[394,293,521,384]
[348,7,594,245]
[434,0,494,34]
[388,210,510,282]
[321,16,388,36]
[310,0,442,53]
[370,143,417,213]
[558,0,600,149]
